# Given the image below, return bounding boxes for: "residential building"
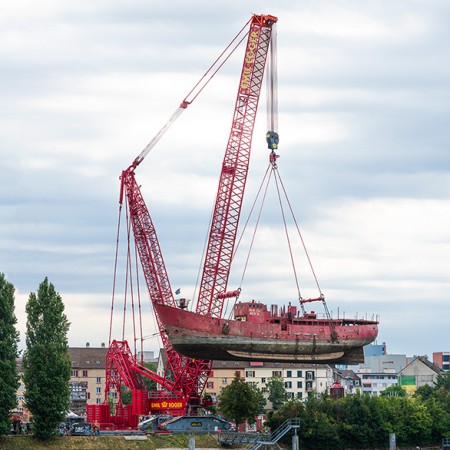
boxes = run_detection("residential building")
[398,356,445,395]
[202,359,334,408]
[335,369,361,395]
[361,354,409,375]
[68,343,109,411]
[205,360,248,393]
[433,352,449,371]
[358,368,398,396]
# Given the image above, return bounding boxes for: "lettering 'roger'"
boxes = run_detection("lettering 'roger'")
[240,30,260,90]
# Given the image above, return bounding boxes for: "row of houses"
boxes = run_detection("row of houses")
[13,344,448,421]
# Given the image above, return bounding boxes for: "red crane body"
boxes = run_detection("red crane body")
[100,13,278,424]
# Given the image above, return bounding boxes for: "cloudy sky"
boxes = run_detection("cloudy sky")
[1,0,449,360]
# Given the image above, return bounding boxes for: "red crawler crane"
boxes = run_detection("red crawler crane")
[87,14,278,429]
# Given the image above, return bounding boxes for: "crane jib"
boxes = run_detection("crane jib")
[196,14,277,318]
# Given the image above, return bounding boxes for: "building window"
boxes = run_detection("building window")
[285,381,292,389]
[96,377,101,383]
[306,371,315,380]
[207,382,214,389]
[96,387,101,394]
[297,381,303,388]
[297,370,302,378]
[222,378,228,384]
[246,371,255,378]
[71,370,78,377]
[272,371,282,377]
[297,392,303,399]
[286,370,292,378]
[306,381,313,390]
[87,392,90,400]
[261,378,266,383]
[96,398,101,404]
[83,370,88,377]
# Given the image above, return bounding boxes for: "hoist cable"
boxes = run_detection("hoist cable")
[272,165,302,300]
[276,170,323,296]
[238,168,273,290]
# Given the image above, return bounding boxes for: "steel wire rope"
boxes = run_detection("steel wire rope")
[133,237,144,361]
[121,196,131,341]
[275,168,334,325]
[133,20,250,167]
[182,19,251,105]
[222,165,272,320]
[223,165,274,321]
[272,164,303,301]
[126,220,139,357]
[109,203,123,346]
[275,170,323,297]
[192,200,216,312]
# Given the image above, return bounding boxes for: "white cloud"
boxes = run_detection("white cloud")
[2,0,450,359]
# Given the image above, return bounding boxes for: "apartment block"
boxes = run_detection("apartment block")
[433,352,450,371]
[203,359,334,409]
[68,343,109,412]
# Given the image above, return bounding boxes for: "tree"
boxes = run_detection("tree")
[251,383,267,414]
[380,384,407,397]
[23,278,71,441]
[266,376,288,410]
[121,386,132,404]
[414,384,435,402]
[0,273,20,436]
[434,372,450,391]
[141,362,157,391]
[219,375,259,427]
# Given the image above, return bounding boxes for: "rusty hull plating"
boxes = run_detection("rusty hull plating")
[155,300,379,364]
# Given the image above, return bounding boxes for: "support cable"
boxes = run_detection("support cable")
[109,203,123,346]
[132,19,251,168]
[123,198,131,341]
[238,169,273,291]
[272,165,303,300]
[276,172,323,297]
[133,241,144,362]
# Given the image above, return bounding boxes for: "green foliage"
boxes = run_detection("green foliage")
[266,376,288,410]
[22,278,71,441]
[414,384,435,401]
[250,383,267,414]
[121,387,132,405]
[266,388,449,449]
[435,372,450,391]
[0,273,20,436]
[380,384,407,397]
[218,375,259,426]
[265,399,304,436]
[141,362,157,391]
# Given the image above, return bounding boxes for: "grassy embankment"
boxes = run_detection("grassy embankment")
[0,433,221,450]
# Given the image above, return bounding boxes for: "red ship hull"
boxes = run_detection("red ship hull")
[155,302,378,364]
